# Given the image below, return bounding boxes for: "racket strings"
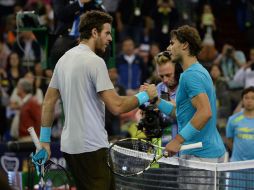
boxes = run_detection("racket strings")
[108,139,157,176]
[42,161,72,189]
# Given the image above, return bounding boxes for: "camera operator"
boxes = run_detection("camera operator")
[49,0,105,69]
[138,51,182,144]
[154,51,182,141]
[233,47,254,88]
[213,43,246,88]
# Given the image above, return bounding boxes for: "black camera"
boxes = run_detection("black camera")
[137,104,169,138]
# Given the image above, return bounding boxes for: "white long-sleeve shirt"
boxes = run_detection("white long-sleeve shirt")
[233,67,254,88]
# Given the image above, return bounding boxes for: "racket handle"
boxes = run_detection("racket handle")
[27,127,42,151]
[180,142,202,151]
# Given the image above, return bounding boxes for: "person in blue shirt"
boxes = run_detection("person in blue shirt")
[226,86,254,189]
[145,25,226,189]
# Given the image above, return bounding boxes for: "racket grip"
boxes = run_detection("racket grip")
[180,142,202,151]
[28,127,42,151]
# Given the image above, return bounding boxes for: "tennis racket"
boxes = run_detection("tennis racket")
[28,127,72,189]
[107,138,202,177]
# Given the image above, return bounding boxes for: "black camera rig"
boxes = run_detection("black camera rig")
[137,104,170,138]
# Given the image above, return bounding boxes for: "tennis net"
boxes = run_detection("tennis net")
[115,155,254,190]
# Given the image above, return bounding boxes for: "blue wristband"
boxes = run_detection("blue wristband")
[40,127,51,143]
[135,91,149,106]
[157,98,174,115]
[179,122,200,141]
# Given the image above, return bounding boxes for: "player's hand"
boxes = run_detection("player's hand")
[139,84,147,92]
[165,136,183,156]
[145,84,158,101]
[31,148,48,165]
[41,142,51,160]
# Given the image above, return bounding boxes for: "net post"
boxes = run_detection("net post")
[214,167,217,190]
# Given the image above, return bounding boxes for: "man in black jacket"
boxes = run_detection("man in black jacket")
[49,0,104,68]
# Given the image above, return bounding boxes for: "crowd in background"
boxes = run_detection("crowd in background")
[0,0,254,160]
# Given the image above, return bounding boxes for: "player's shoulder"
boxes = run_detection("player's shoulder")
[183,64,208,78]
[229,111,244,124]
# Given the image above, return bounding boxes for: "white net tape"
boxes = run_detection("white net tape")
[112,144,254,171]
[112,144,254,189]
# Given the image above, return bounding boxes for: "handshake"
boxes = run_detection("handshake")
[135,83,158,106]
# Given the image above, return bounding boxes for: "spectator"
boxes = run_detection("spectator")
[200,4,216,40]
[116,37,144,94]
[0,35,11,69]
[12,32,41,71]
[102,0,121,28]
[5,52,26,95]
[16,78,41,141]
[210,64,231,127]
[146,42,161,84]
[115,0,153,45]
[154,51,182,145]
[0,78,9,141]
[226,86,254,189]
[49,0,104,68]
[198,34,218,70]
[9,71,43,139]
[214,43,246,88]
[214,43,246,111]
[233,47,254,88]
[150,0,179,50]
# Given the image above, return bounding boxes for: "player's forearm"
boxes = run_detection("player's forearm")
[155,98,176,116]
[111,96,139,115]
[191,108,212,130]
[41,102,55,127]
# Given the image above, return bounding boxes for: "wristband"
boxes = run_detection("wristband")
[179,122,200,141]
[157,98,174,115]
[39,127,51,143]
[135,91,149,106]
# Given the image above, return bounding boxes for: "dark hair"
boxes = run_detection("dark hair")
[210,64,224,77]
[79,10,113,40]
[6,52,22,71]
[241,86,254,98]
[170,25,202,56]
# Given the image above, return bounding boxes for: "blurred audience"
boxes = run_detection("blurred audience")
[150,0,179,50]
[15,78,41,141]
[12,32,41,71]
[200,4,216,40]
[233,47,254,88]
[116,37,144,95]
[49,0,102,68]
[210,64,231,127]
[214,43,246,88]
[5,52,26,95]
[116,0,153,45]
[0,35,11,69]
